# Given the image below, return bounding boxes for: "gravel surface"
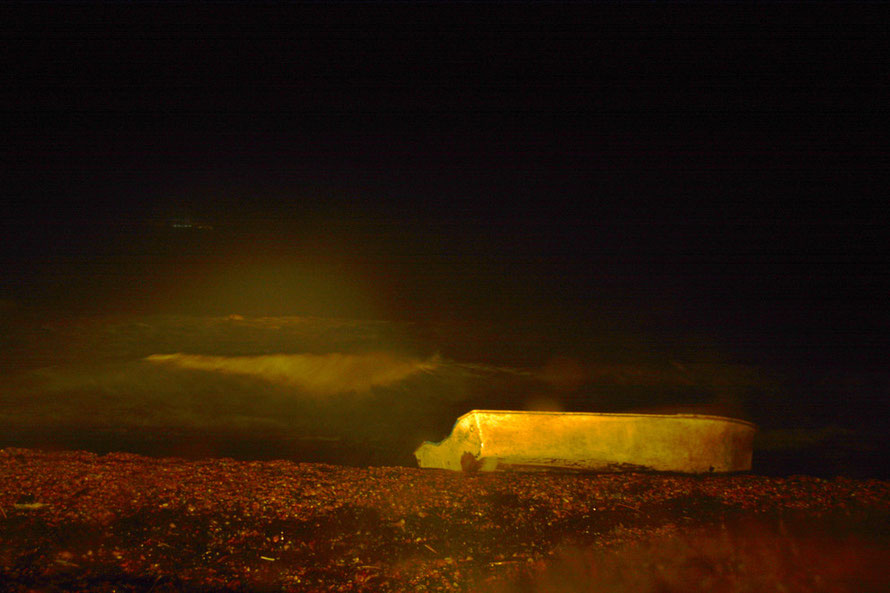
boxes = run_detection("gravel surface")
[1,448,888,592]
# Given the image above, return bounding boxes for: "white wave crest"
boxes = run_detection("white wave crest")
[145,351,441,395]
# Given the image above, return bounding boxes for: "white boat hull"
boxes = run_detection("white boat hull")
[415,410,756,473]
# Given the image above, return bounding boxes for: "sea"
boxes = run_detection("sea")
[1,220,886,478]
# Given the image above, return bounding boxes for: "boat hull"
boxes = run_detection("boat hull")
[415,410,756,473]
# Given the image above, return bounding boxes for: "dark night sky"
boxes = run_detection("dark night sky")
[2,3,889,372]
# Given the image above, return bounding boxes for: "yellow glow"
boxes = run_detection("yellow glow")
[537,356,588,391]
[145,351,440,395]
[523,396,564,412]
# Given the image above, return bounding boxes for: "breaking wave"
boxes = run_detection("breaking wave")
[145,351,441,395]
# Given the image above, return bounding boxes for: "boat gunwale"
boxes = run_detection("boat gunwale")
[417,409,757,451]
[456,409,757,429]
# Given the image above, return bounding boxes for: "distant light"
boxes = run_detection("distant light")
[169,218,213,230]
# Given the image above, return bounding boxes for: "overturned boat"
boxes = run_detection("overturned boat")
[415,410,756,474]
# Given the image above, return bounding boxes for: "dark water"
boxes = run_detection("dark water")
[1,223,887,478]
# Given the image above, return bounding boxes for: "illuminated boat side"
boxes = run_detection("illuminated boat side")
[414,410,756,473]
